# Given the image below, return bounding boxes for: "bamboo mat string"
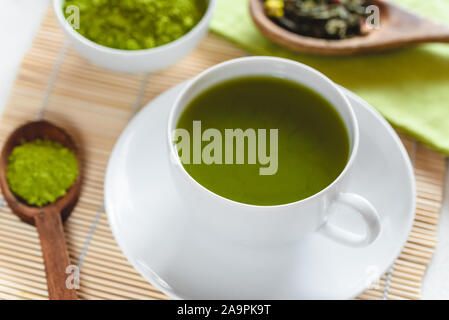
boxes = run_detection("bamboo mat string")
[411,142,418,166]
[382,266,394,300]
[77,72,149,268]
[36,40,69,121]
[381,140,418,299]
[131,73,150,117]
[77,202,104,268]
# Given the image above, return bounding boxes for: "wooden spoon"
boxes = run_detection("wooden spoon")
[0,121,81,300]
[250,0,449,55]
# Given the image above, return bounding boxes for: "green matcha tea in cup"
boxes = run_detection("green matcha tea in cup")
[168,57,382,247]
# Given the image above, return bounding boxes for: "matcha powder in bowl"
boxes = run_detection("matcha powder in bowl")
[63,0,209,50]
[6,140,79,208]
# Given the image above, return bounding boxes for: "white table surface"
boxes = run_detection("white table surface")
[1,0,448,300]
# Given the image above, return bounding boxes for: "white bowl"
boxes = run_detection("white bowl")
[53,0,216,73]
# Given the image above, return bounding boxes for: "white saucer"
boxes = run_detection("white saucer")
[105,82,415,299]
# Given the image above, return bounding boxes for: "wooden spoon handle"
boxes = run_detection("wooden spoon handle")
[416,23,449,44]
[34,209,78,300]
[422,27,449,43]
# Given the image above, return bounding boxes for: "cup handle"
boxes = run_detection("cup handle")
[319,193,381,247]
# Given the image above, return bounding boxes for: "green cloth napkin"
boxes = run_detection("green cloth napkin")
[210,0,449,155]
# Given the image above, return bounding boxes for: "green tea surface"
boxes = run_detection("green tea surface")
[176,76,349,206]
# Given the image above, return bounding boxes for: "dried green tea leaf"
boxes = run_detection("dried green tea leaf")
[265,0,372,40]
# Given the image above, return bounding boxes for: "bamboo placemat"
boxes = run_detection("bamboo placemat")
[0,8,446,300]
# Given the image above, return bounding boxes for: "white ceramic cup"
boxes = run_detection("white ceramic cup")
[168,57,381,247]
[53,0,216,73]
